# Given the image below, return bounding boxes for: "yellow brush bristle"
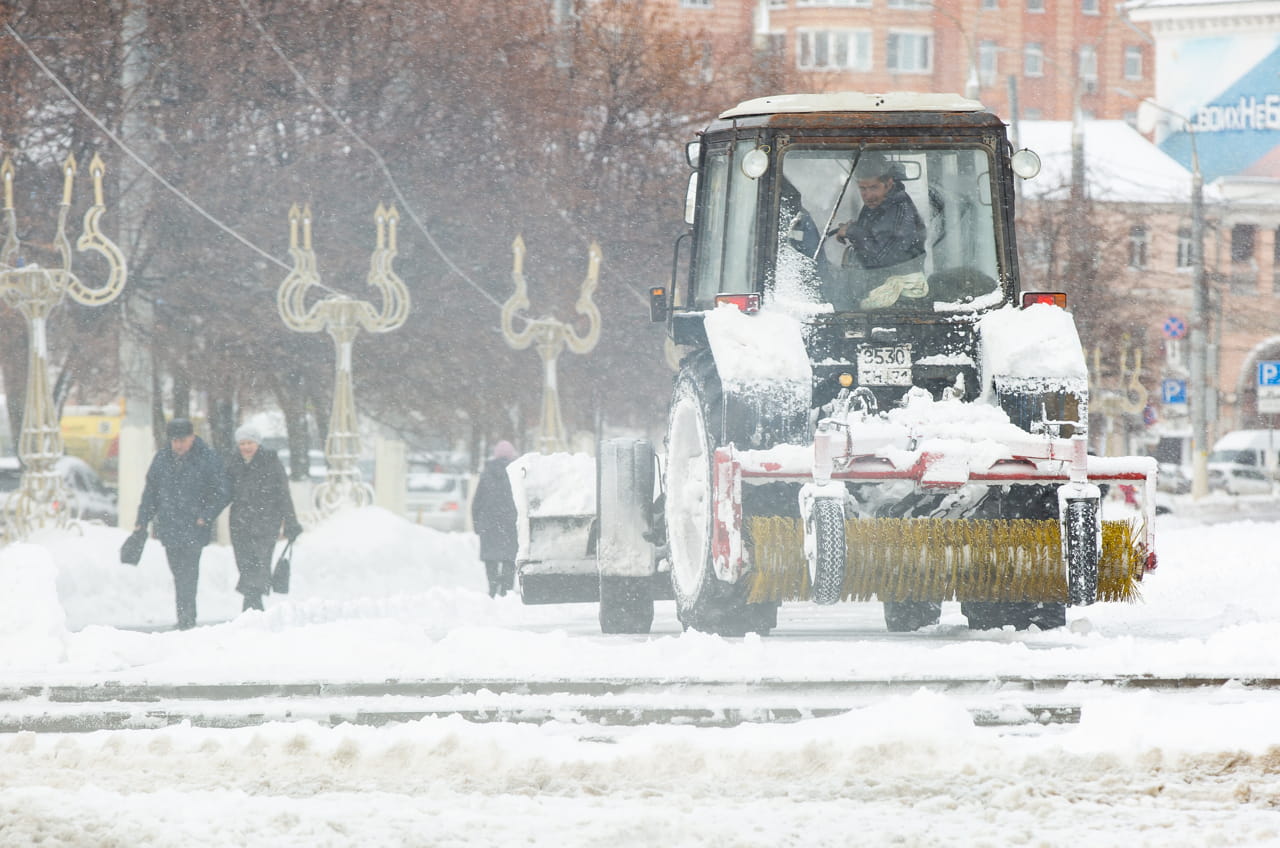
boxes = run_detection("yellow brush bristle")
[746,516,1147,604]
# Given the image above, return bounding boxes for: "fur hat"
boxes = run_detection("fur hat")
[166,418,194,439]
[853,152,894,181]
[492,440,517,460]
[234,423,263,445]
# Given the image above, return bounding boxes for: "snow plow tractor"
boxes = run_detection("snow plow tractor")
[517,92,1158,636]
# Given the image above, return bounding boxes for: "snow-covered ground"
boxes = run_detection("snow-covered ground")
[1,498,1279,846]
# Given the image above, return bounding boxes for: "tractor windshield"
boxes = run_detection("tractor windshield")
[774,145,1004,314]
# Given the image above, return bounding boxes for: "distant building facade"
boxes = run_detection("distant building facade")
[661,0,1155,121]
[1127,0,1280,439]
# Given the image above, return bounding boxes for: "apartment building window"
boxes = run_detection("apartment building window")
[1027,0,1044,12]
[797,29,872,70]
[797,0,865,6]
[1232,223,1258,293]
[1176,227,1194,270]
[1082,0,1099,13]
[1025,43,1044,77]
[1078,45,1098,92]
[982,0,999,8]
[762,31,787,57]
[978,40,998,85]
[1128,226,1148,269]
[769,0,787,6]
[680,0,713,7]
[887,31,933,73]
[887,0,931,8]
[1123,45,1143,80]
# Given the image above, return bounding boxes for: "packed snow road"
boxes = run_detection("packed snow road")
[5,672,1280,734]
[2,500,1279,845]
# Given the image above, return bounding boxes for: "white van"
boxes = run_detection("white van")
[1207,430,1279,494]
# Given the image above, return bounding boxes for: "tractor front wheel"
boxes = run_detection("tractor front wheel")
[666,372,765,636]
[1065,497,1100,607]
[809,498,846,605]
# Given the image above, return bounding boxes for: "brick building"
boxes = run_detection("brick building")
[662,0,1155,121]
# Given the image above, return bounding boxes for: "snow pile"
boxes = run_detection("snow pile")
[32,507,483,633]
[0,543,68,669]
[509,452,595,516]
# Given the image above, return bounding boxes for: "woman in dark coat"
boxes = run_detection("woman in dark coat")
[228,424,303,611]
[470,440,519,597]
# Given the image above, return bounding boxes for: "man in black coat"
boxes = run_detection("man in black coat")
[470,440,519,597]
[227,424,302,612]
[135,418,231,630]
[833,152,928,307]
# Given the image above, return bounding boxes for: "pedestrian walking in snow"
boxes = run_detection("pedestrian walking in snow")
[135,418,231,630]
[227,424,303,612]
[470,440,519,597]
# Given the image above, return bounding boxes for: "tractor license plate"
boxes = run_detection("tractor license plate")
[857,345,913,385]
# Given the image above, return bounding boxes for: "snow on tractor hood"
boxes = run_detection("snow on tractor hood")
[977,303,1088,401]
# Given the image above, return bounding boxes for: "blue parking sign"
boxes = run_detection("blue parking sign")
[1161,379,1187,404]
[1258,361,1280,386]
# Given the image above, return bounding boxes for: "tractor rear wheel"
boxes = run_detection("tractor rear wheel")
[884,600,942,632]
[960,485,1067,631]
[666,372,764,636]
[962,601,1065,631]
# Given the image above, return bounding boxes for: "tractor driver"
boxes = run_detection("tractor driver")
[831,152,928,310]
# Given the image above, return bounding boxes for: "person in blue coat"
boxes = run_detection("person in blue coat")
[135,418,231,629]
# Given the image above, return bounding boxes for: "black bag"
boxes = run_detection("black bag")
[120,529,147,566]
[271,540,293,594]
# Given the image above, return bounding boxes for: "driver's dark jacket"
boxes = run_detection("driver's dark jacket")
[137,436,230,548]
[844,183,926,271]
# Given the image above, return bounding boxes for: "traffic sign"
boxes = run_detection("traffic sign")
[1161,378,1187,405]
[1259,361,1280,414]
[1162,316,1187,340]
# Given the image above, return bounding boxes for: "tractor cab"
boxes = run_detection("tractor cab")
[657,93,1040,343]
[651,92,1046,422]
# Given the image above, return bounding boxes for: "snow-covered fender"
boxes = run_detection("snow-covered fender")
[702,305,814,449]
[977,303,1089,434]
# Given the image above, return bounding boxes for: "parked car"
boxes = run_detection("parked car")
[1207,464,1274,496]
[1156,462,1192,494]
[0,455,118,524]
[1208,429,1280,473]
[405,470,470,531]
[1206,430,1280,495]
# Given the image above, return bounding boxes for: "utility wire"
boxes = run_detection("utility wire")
[231,0,514,313]
[0,22,335,287]
[231,0,652,313]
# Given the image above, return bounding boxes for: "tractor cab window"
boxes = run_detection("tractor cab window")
[773,145,1003,313]
[690,140,761,308]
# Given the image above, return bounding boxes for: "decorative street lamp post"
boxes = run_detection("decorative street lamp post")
[277,204,409,517]
[0,153,127,541]
[501,236,601,454]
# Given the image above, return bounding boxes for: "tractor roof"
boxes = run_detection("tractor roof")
[719,92,985,120]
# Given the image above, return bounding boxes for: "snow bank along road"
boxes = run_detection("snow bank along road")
[5,674,1280,733]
